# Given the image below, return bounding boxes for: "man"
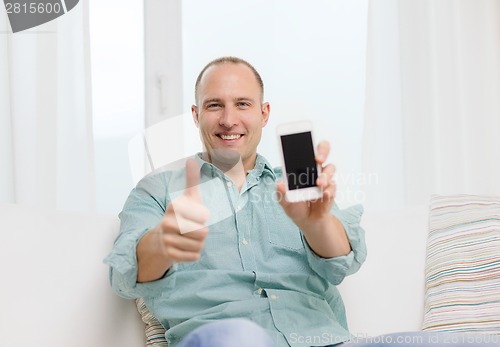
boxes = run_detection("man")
[105,56,364,346]
[106,57,500,347]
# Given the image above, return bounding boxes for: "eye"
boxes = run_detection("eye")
[206,103,221,109]
[237,101,251,108]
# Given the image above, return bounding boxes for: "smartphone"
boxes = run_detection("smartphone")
[277,121,322,202]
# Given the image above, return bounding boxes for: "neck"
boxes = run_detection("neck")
[203,152,257,190]
[225,160,247,190]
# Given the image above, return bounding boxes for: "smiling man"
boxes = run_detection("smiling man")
[192,59,270,189]
[105,57,367,347]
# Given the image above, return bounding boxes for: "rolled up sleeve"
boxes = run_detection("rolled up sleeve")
[103,173,176,299]
[302,204,367,285]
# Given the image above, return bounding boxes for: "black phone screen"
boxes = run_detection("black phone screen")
[280,131,318,190]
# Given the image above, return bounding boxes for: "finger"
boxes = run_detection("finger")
[316,164,336,189]
[315,140,330,164]
[184,158,201,201]
[161,212,208,235]
[177,217,207,235]
[164,247,202,263]
[182,228,209,241]
[321,163,336,176]
[163,233,205,252]
[171,196,210,224]
[322,181,336,202]
[316,173,328,189]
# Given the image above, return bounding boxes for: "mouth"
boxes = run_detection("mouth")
[216,133,243,141]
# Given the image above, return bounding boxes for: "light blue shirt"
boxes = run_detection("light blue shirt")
[104,153,367,347]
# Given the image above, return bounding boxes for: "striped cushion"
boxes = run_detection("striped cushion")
[136,298,168,346]
[422,195,500,334]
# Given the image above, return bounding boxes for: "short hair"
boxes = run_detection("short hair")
[194,56,264,105]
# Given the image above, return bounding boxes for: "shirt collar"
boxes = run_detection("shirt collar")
[194,152,216,177]
[249,153,276,180]
[194,152,276,180]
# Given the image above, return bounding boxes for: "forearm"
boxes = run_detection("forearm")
[298,214,351,258]
[136,226,173,283]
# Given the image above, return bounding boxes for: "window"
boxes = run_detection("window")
[146,0,368,206]
[89,0,144,213]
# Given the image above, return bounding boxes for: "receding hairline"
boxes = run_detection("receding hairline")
[194,56,264,105]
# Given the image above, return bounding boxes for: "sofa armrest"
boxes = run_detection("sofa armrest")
[338,205,428,336]
[0,203,146,347]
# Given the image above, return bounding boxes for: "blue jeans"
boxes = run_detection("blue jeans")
[176,318,275,347]
[177,319,500,347]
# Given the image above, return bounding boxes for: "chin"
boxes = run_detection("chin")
[208,148,242,169]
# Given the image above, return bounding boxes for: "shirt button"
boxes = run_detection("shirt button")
[270,294,278,300]
[242,239,249,245]
[257,288,263,295]
[226,181,232,188]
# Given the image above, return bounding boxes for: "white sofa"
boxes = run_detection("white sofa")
[0,203,145,347]
[0,203,429,346]
[338,205,429,337]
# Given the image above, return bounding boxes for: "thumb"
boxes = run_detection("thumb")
[276,181,291,209]
[184,158,201,201]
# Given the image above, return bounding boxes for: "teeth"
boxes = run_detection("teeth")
[220,134,241,140]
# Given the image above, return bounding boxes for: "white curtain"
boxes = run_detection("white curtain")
[0,2,95,211]
[363,0,500,209]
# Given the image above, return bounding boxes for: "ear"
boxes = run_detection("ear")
[191,105,200,127]
[261,102,270,127]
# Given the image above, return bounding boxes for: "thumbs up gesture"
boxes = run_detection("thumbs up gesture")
[169,159,210,235]
[136,159,210,282]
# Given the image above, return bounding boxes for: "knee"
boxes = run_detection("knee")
[178,318,275,347]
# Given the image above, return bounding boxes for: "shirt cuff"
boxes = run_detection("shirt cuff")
[103,226,177,299]
[302,204,367,285]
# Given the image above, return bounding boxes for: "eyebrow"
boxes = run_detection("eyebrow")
[234,97,256,103]
[202,97,256,107]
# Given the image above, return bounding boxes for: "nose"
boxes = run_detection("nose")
[219,107,238,128]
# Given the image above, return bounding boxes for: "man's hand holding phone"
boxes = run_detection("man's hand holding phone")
[276,122,350,258]
[136,159,210,283]
[276,140,337,226]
